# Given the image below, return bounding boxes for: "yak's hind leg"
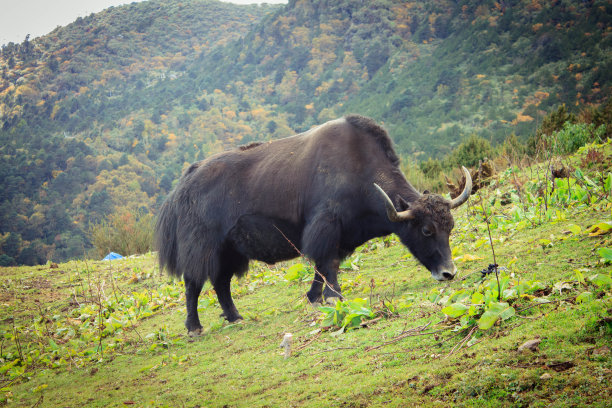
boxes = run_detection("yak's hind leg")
[185,275,204,336]
[213,246,248,322]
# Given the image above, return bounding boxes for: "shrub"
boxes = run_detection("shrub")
[0,254,15,266]
[528,104,576,156]
[447,134,495,168]
[89,209,154,258]
[550,122,606,155]
[419,158,443,179]
[499,133,527,164]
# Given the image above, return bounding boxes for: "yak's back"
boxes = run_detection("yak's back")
[344,115,400,167]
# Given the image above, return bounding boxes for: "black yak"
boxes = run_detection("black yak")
[156,115,471,335]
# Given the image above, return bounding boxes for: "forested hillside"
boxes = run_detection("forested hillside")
[0,0,611,265]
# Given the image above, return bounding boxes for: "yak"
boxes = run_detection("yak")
[155,115,471,335]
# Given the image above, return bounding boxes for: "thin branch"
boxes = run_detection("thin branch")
[365,321,434,352]
[445,325,477,358]
[273,225,343,299]
[476,163,500,301]
[294,331,322,352]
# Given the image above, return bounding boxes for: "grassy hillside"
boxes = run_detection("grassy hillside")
[1,143,610,407]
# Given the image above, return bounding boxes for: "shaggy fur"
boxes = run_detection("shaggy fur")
[156,115,466,334]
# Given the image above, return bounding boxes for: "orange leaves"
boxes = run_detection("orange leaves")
[515,113,534,123]
[250,107,267,120]
[15,84,40,102]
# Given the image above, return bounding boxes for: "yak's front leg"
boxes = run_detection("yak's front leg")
[321,259,342,304]
[306,258,343,305]
[303,214,343,305]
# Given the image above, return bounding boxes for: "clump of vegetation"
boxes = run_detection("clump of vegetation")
[88,209,154,258]
[446,134,495,168]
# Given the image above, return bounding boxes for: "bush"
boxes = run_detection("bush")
[528,104,576,156]
[89,209,154,258]
[447,134,494,168]
[550,122,606,155]
[419,158,443,179]
[499,133,526,164]
[0,254,15,266]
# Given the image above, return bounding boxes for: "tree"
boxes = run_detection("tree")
[364,41,390,78]
[2,232,22,259]
[447,134,494,168]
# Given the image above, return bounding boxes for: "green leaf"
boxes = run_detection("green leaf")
[459,315,474,329]
[502,288,517,300]
[574,269,586,284]
[468,305,480,316]
[342,313,364,329]
[478,302,513,330]
[447,289,470,304]
[442,303,469,318]
[567,224,582,235]
[285,263,308,281]
[604,173,611,193]
[575,291,594,304]
[538,238,552,248]
[499,306,515,321]
[589,274,612,289]
[587,221,612,236]
[597,247,612,263]
[477,310,500,330]
[471,292,484,304]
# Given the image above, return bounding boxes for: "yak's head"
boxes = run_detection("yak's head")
[375,167,472,282]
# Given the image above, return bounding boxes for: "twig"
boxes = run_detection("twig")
[273,225,343,299]
[445,325,477,358]
[360,316,383,327]
[11,285,24,361]
[312,347,356,354]
[476,165,500,301]
[294,332,322,352]
[365,321,433,351]
[30,394,44,408]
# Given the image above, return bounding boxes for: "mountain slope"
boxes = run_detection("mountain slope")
[0,0,610,265]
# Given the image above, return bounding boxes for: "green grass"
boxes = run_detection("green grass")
[1,143,611,407]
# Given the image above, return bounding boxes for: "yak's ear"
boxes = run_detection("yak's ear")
[396,196,411,212]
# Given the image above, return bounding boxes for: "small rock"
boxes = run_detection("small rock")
[50,263,59,269]
[540,373,552,380]
[518,338,541,352]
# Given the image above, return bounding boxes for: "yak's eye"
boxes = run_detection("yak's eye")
[422,226,433,237]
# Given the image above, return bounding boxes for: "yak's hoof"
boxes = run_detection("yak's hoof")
[324,296,342,305]
[188,328,202,337]
[306,292,322,304]
[309,301,322,309]
[221,312,243,323]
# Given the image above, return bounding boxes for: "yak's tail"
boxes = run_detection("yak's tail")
[155,194,182,278]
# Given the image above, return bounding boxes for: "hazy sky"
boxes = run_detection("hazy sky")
[0,0,287,46]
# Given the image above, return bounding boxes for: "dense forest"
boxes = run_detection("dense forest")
[0,0,611,265]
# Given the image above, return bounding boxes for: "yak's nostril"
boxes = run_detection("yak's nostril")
[441,271,455,281]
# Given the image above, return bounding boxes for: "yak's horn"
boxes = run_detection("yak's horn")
[373,184,414,222]
[450,166,472,209]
